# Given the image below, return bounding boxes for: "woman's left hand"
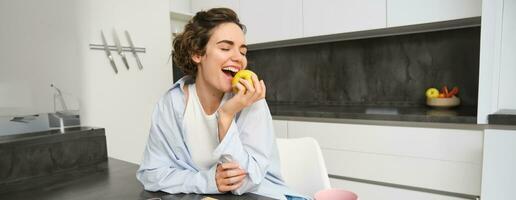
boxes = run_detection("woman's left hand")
[215,162,247,192]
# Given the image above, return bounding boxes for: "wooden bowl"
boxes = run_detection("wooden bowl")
[426,96,460,108]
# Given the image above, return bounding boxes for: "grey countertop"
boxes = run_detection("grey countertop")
[488,109,516,125]
[0,126,103,144]
[269,104,477,124]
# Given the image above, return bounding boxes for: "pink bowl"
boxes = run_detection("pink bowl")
[314,189,358,200]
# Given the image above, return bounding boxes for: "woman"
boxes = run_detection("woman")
[136,8,307,200]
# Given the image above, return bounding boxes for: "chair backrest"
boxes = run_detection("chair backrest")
[276,137,331,198]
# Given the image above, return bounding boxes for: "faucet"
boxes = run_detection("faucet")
[50,84,69,113]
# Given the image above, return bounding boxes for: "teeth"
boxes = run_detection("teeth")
[222,66,239,73]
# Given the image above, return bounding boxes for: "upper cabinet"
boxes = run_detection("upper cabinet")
[191,0,239,14]
[303,0,387,37]
[170,0,193,38]
[386,0,482,27]
[170,0,192,14]
[184,0,481,44]
[496,0,516,110]
[240,0,303,44]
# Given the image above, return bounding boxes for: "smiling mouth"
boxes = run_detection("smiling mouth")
[222,66,239,77]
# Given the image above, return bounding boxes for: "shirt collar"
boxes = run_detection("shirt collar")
[171,75,195,93]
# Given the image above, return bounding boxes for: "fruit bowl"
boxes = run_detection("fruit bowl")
[426,96,460,108]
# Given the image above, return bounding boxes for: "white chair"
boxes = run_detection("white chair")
[276,137,331,198]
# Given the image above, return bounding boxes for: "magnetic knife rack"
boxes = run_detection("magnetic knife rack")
[89,30,145,74]
[89,44,146,53]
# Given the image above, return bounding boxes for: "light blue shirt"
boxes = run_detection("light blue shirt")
[136,76,306,200]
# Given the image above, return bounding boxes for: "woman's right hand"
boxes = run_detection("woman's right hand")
[219,74,266,120]
[215,162,247,192]
[217,74,266,141]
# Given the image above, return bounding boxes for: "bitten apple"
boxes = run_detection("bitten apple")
[231,69,257,93]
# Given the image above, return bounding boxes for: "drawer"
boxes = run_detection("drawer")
[288,121,483,164]
[273,120,288,138]
[287,121,482,195]
[330,178,474,200]
[324,149,481,195]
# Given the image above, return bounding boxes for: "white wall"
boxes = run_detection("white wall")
[0,0,82,116]
[76,0,172,164]
[1,0,173,164]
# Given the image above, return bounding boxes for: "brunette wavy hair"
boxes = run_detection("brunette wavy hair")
[173,8,246,77]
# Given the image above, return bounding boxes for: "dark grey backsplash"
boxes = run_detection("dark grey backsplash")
[247,27,480,107]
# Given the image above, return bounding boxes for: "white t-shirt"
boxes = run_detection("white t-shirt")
[184,83,225,170]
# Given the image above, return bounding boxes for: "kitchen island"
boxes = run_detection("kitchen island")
[0,158,275,200]
[270,106,483,200]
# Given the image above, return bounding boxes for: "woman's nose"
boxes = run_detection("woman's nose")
[230,49,244,62]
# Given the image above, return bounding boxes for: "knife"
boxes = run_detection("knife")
[124,30,143,70]
[101,31,118,74]
[113,30,130,70]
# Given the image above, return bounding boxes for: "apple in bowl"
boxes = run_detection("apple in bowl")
[425,86,460,108]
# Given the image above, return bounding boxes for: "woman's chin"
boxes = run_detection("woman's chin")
[218,84,232,93]
[224,81,235,92]
[222,87,232,93]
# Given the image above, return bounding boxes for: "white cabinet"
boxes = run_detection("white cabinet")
[286,120,483,196]
[302,0,387,37]
[330,178,471,200]
[239,0,303,44]
[481,129,516,200]
[496,0,516,110]
[170,0,191,14]
[273,120,288,138]
[386,0,482,27]
[188,0,480,44]
[477,0,516,123]
[189,0,303,44]
[191,0,239,14]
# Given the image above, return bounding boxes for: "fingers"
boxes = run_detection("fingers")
[215,162,247,192]
[260,80,266,99]
[220,173,246,185]
[218,162,240,170]
[216,167,246,180]
[251,74,261,94]
[217,176,245,192]
[233,82,246,96]
[238,75,265,101]
[238,78,255,94]
[225,76,266,116]
[251,74,263,100]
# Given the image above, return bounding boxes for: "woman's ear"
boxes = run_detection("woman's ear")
[192,54,201,64]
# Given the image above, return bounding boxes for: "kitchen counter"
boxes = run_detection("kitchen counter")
[488,109,516,125]
[269,104,477,124]
[0,127,108,194]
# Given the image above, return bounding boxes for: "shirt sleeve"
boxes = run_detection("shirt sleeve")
[136,102,220,194]
[212,99,276,195]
